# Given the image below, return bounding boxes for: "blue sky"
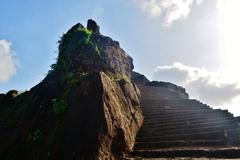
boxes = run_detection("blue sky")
[1,0,240,116]
[0,0,149,91]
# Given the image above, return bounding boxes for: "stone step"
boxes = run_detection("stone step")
[143,116,234,126]
[136,129,240,142]
[141,103,208,106]
[140,101,208,107]
[131,148,240,158]
[138,127,239,138]
[140,120,238,130]
[134,139,240,149]
[141,104,209,107]
[142,119,238,129]
[140,99,199,102]
[143,113,233,123]
[141,108,211,113]
[132,84,240,158]
[143,111,232,122]
[140,104,207,108]
[144,109,231,117]
[141,100,204,103]
[142,108,226,113]
[140,101,204,105]
[236,116,240,122]
[143,118,234,128]
[138,125,239,136]
[142,109,221,117]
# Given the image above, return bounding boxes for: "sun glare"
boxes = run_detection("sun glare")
[218,0,240,81]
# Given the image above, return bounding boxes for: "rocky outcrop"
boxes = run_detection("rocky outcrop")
[56,19,133,79]
[98,72,142,159]
[87,19,100,34]
[146,81,189,99]
[0,20,143,160]
[131,71,150,85]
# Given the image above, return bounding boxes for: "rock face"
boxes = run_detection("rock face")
[57,20,133,79]
[131,71,150,85]
[0,20,143,160]
[87,19,100,34]
[98,72,142,159]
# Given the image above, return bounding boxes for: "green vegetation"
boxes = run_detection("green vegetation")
[122,75,131,84]
[49,57,68,73]
[48,26,100,75]
[65,72,88,87]
[115,75,131,86]
[27,129,44,145]
[76,27,92,44]
[93,43,100,55]
[111,76,118,82]
[65,72,78,86]
[58,25,93,53]
[51,98,67,115]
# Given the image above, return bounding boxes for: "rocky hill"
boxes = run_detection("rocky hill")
[1,19,240,160]
[0,19,143,160]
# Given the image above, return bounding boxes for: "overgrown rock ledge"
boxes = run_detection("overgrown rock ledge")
[0,19,143,160]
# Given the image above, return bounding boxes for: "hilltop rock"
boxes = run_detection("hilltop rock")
[55,21,133,79]
[0,20,143,160]
[146,81,189,99]
[87,19,100,34]
[131,71,150,85]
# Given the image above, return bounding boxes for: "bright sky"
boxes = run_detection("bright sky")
[1,0,240,116]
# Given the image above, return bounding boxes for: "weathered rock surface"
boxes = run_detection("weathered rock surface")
[58,20,133,79]
[87,19,100,34]
[98,72,143,159]
[131,71,150,85]
[0,20,143,160]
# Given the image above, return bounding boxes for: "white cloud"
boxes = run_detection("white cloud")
[134,0,204,26]
[0,39,18,82]
[152,62,240,106]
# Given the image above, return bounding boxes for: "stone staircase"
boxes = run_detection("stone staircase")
[130,84,240,159]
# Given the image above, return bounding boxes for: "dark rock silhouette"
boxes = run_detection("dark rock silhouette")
[87,19,100,34]
[56,22,133,79]
[0,20,143,160]
[131,71,150,85]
